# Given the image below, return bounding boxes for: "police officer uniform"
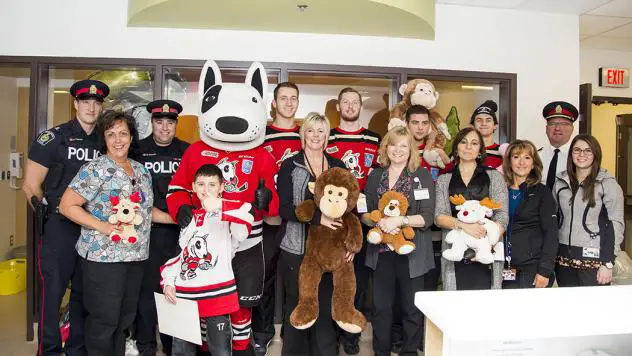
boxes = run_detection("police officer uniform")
[132,99,189,356]
[538,101,579,191]
[29,79,109,356]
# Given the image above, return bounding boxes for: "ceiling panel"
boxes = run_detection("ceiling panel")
[520,0,612,14]
[600,22,632,38]
[580,14,632,36]
[588,0,632,17]
[435,0,525,8]
[581,35,632,51]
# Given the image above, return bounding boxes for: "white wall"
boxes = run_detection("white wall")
[581,47,632,98]
[1,1,580,147]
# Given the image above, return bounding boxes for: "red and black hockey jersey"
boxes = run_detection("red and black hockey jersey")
[326,127,380,192]
[160,200,253,317]
[483,142,503,169]
[167,141,279,252]
[263,124,302,168]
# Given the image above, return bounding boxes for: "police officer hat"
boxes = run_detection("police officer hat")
[146,99,183,120]
[69,79,110,102]
[542,101,578,123]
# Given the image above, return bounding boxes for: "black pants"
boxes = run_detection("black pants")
[555,264,603,287]
[37,214,86,356]
[392,240,441,346]
[341,227,371,344]
[82,258,144,356]
[172,315,232,356]
[252,223,281,346]
[372,252,424,356]
[280,250,338,356]
[502,263,555,289]
[454,261,492,290]
[136,225,180,356]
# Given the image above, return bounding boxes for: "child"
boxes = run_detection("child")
[161,164,253,356]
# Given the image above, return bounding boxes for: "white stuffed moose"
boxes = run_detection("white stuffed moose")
[442,194,502,264]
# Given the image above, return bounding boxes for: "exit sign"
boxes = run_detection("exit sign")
[599,67,629,88]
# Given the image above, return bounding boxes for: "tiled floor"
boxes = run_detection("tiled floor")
[1,292,422,355]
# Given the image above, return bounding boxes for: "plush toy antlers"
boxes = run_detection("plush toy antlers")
[449,194,466,206]
[480,197,501,210]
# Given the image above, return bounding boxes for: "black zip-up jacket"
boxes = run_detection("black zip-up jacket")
[506,182,559,277]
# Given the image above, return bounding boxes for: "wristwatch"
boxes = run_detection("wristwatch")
[604,262,614,269]
[401,216,409,227]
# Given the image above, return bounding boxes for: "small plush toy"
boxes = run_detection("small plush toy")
[366,191,416,254]
[442,194,502,264]
[108,192,143,244]
[291,167,367,334]
[388,79,451,168]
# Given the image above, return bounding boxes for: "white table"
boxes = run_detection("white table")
[415,285,632,356]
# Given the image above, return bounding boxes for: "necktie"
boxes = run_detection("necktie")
[546,148,560,191]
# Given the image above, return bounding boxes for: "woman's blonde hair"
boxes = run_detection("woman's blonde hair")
[377,126,420,172]
[299,112,331,150]
[502,139,543,187]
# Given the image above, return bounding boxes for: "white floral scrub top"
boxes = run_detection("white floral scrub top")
[70,155,154,262]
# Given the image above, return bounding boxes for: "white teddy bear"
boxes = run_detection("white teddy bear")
[108,192,143,244]
[442,194,503,264]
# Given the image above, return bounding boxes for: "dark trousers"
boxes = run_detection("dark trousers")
[136,225,180,356]
[341,228,371,344]
[280,250,338,356]
[502,263,555,289]
[252,223,281,346]
[555,264,603,287]
[454,261,492,290]
[372,252,424,356]
[37,215,86,356]
[392,240,441,346]
[172,315,232,356]
[82,258,144,356]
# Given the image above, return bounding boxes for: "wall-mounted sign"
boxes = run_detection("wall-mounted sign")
[599,67,629,88]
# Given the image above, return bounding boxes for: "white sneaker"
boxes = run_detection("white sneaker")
[125,338,140,356]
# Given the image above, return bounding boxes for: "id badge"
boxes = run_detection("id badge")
[502,268,516,281]
[356,193,368,213]
[582,247,600,259]
[414,188,430,201]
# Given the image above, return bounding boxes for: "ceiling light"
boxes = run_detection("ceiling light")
[461,85,494,91]
[54,90,68,94]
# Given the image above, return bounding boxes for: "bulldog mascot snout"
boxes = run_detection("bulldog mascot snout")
[167,60,279,355]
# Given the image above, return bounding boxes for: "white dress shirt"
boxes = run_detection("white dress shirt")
[539,140,572,184]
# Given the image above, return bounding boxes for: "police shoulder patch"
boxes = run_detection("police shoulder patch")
[37,130,56,146]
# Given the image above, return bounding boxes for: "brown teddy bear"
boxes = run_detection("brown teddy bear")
[291,167,367,334]
[366,191,416,254]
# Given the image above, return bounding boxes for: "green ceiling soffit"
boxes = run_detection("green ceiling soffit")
[127,0,435,40]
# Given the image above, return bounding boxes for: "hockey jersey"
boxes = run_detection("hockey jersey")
[483,142,503,169]
[160,200,253,317]
[167,141,279,252]
[263,124,302,168]
[326,127,380,192]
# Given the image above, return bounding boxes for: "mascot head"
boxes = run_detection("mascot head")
[198,60,269,151]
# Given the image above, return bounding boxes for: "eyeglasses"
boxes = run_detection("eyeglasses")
[546,122,572,128]
[572,147,593,156]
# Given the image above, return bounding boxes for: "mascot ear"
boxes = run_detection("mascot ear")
[198,60,222,100]
[308,182,316,194]
[434,90,440,101]
[246,62,268,99]
[398,83,408,96]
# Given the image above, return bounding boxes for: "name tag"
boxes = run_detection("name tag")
[414,188,429,201]
[502,268,516,281]
[582,247,600,259]
[356,193,368,213]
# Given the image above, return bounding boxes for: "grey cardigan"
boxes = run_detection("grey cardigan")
[364,167,436,278]
[435,169,509,290]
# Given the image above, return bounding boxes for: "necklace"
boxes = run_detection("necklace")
[511,189,521,200]
[304,152,325,177]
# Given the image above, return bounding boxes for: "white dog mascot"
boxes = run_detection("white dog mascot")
[442,194,502,264]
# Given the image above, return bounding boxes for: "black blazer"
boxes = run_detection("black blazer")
[506,182,559,277]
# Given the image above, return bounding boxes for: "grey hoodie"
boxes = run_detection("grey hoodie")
[553,169,625,261]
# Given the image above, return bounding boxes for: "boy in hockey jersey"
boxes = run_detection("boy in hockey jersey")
[161,164,254,356]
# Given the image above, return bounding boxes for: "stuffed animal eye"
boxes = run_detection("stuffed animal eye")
[338,192,343,197]
[252,97,258,103]
[328,190,333,195]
